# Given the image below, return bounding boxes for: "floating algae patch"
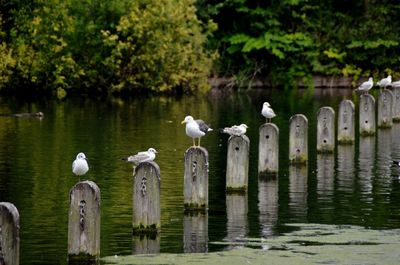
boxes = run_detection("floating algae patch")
[102,223,400,265]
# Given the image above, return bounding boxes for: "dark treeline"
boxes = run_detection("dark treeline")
[0,0,399,97]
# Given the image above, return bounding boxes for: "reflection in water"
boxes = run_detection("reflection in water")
[316,154,334,203]
[132,234,160,254]
[376,129,392,198]
[392,123,400,159]
[258,177,278,238]
[183,212,208,253]
[336,145,355,221]
[358,137,374,202]
[225,194,248,249]
[289,165,308,222]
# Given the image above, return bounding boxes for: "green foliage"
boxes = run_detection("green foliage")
[102,0,217,94]
[0,16,16,88]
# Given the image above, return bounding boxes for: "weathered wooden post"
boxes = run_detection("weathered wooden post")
[392,87,400,122]
[184,147,208,211]
[289,114,308,164]
[68,181,101,262]
[317,107,335,153]
[337,100,355,144]
[226,135,250,193]
[225,194,248,247]
[258,177,278,237]
[258,123,279,177]
[132,161,161,234]
[289,165,308,221]
[359,94,376,136]
[183,212,208,253]
[0,202,20,265]
[377,89,393,128]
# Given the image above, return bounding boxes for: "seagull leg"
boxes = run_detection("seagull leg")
[198,137,201,147]
[192,138,196,148]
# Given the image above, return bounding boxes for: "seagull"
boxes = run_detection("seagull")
[124,148,158,166]
[221,124,248,136]
[377,75,392,89]
[261,102,276,123]
[356,77,373,94]
[181,115,213,147]
[72,152,89,181]
[390,80,400,88]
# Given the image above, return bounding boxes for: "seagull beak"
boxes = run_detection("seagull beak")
[181,120,186,124]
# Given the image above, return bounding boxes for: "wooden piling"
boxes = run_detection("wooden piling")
[68,181,100,262]
[392,87,400,122]
[317,107,335,153]
[183,212,208,253]
[377,89,393,128]
[132,161,161,234]
[0,202,20,265]
[337,100,355,144]
[258,123,279,177]
[184,147,209,211]
[226,135,249,193]
[289,114,308,164]
[359,94,376,136]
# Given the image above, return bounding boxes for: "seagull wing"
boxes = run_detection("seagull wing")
[196,119,212,133]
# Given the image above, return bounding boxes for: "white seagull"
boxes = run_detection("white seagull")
[356,77,373,94]
[221,124,248,136]
[125,148,158,166]
[390,80,400,88]
[377,75,392,89]
[72,152,89,181]
[261,102,276,123]
[181,115,213,147]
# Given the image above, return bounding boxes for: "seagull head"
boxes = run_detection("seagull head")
[263,102,271,107]
[76,152,87,160]
[181,115,194,124]
[239,124,248,128]
[148,148,158,154]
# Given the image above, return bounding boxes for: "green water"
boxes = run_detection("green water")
[0,88,399,264]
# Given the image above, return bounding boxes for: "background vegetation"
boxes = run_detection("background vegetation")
[0,0,399,97]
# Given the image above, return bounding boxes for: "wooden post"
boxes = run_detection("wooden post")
[359,94,376,136]
[184,147,209,211]
[226,135,250,193]
[132,161,161,234]
[225,194,248,247]
[68,181,101,262]
[289,165,308,221]
[392,87,400,122]
[377,89,393,128]
[183,212,208,253]
[337,100,355,144]
[258,123,279,177]
[289,114,308,164]
[0,202,20,265]
[317,107,335,153]
[258,177,278,237]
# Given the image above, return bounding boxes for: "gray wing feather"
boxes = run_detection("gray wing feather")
[195,119,212,133]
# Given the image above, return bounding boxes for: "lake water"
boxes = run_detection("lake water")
[0,88,399,264]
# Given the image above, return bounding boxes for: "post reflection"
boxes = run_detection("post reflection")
[358,137,374,202]
[376,129,392,194]
[183,212,208,253]
[316,154,334,204]
[289,165,308,222]
[132,234,160,254]
[258,177,278,238]
[225,194,248,249]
